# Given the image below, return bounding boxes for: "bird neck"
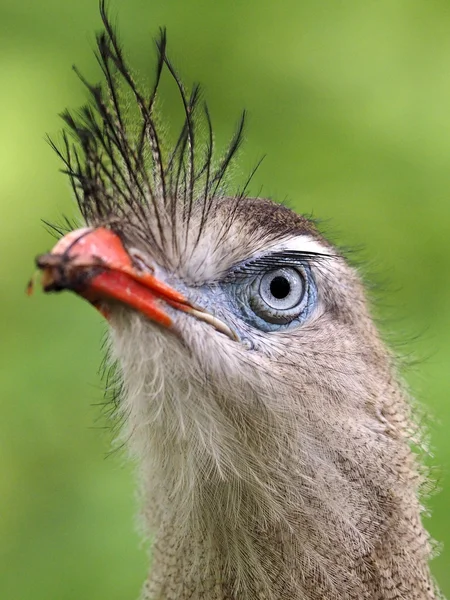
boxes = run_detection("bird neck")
[110,319,437,600]
[134,394,436,600]
[138,417,435,600]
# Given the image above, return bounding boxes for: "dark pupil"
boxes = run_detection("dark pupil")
[270,276,290,299]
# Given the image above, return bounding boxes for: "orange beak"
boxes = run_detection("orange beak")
[32,227,238,340]
[34,227,189,328]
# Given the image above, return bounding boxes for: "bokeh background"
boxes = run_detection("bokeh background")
[1,0,449,598]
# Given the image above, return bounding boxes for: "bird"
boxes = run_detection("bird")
[33,4,443,600]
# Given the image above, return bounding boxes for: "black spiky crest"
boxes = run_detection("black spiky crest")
[48,1,255,267]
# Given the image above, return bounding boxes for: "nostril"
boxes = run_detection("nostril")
[129,248,155,274]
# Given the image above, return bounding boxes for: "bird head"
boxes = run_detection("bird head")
[33,5,437,599]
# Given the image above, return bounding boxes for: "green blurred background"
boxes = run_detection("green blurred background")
[1,0,449,598]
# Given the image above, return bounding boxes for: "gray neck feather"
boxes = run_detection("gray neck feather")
[108,300,438,600]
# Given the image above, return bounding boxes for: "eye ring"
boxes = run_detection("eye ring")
[249,267,307,324]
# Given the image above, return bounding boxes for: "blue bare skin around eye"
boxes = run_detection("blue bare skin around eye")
[193,263,318,335]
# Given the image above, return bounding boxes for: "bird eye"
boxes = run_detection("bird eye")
[250,267,306,324]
